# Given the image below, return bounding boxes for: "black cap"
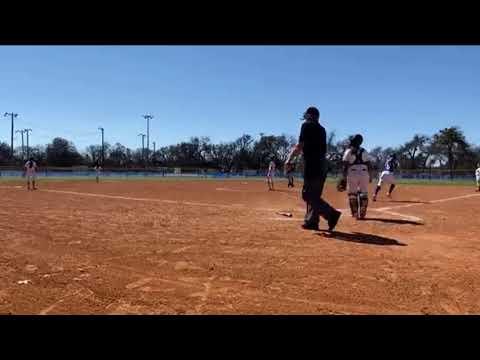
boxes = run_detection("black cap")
[302,106,320,121]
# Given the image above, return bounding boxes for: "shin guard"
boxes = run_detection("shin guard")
[348,193,359,218]
[359,192,369,219]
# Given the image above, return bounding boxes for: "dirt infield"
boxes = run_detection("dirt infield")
[1,178,480,314]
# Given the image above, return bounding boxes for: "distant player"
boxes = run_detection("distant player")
[475,163,480,192]
[266,160,276,191]
[94,162,102,183]
[285,161,295,188]
[24,157,38,191]
[373,153,399,201]
[341,134,371,219]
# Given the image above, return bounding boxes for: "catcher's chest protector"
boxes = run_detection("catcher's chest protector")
[350,148,368,167]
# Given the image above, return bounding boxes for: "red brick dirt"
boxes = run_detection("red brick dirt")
[1,179,479,314]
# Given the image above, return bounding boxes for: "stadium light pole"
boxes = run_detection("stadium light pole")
[152,141,156,164]
[24,129,32,159]
[142,114,153,160]
[4,112,18,159]
[98,127,105,165]
[138,133,146,163]
[15,129,25,159]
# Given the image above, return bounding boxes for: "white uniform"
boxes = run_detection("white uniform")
[267,161,275,178]
[343,147,370,194]
[378,156,399,186]
[475,168,480,186]
[24,160,37,181]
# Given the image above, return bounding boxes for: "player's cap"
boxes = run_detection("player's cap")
[302,106,320,121]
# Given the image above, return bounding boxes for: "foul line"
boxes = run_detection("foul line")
[376,193,480,212]
[1,186,288,213]
[2,185,477,222]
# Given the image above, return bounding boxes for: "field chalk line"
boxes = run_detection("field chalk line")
[2,185,478,222]
[0,186,286,212]
[376,193,480,212]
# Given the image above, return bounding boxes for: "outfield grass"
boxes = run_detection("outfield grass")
[0,175,476,187]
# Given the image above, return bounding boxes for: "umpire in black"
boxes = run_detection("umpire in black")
[285,106,341,231]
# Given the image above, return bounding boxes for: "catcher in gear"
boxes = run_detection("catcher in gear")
[341,134,373,220]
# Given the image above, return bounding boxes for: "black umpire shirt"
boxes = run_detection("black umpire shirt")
[299,120,327,179]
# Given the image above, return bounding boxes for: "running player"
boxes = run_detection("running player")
[24,157,38,191]
[475,163,480,192]
[373,153,399,201]
[266,160,276,191]
[94,162,102,183]
[342,135,372,219]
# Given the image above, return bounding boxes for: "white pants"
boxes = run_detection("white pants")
[476,178,480,186]
[378,171,395,186]
[27,175,36,182]
[347,165,369,194]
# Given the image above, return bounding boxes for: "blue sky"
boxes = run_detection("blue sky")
[0,46,479,152]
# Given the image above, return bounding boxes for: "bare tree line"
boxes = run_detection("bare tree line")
[1,126,478,177]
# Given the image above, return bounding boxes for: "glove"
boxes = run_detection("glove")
[336,177,347,192]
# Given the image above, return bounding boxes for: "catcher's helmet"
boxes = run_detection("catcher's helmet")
[350,134,363,148]
[302,106,320,122]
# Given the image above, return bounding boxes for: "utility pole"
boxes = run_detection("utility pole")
[24,129,32,159]
[15,129,25,159]
[152,141,156,164]
[138,133,146,164]
[4,112,18,159]
[98,127,105,165]
[142,114,153,160]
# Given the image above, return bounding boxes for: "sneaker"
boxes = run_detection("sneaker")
[328,211,341,232]
[372,195,377,202]
[302,223,319,231]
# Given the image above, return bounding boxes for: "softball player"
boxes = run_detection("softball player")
[94,162,102,183]
[266,160,276,191]
[285,161,295,188]
[373,153,399,201]
[475,163,480,192]
[342,135,371,219]
[24,157,38,191]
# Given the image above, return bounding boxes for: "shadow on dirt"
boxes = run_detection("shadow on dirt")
[318,231,407,246]
[362,217,423,226]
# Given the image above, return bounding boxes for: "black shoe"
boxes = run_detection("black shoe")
[328,211,341,232]
[302,223,319,231]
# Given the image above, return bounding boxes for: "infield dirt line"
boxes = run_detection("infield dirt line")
[376,193,480,212]
[32,188,285,212]
[1,185,476,220]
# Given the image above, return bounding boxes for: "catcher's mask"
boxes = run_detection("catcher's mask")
[350,134,363,148]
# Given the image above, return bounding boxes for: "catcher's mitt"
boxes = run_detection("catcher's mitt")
[336,177,347,192]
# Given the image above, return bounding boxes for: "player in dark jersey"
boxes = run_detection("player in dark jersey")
[373,154,399,201]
